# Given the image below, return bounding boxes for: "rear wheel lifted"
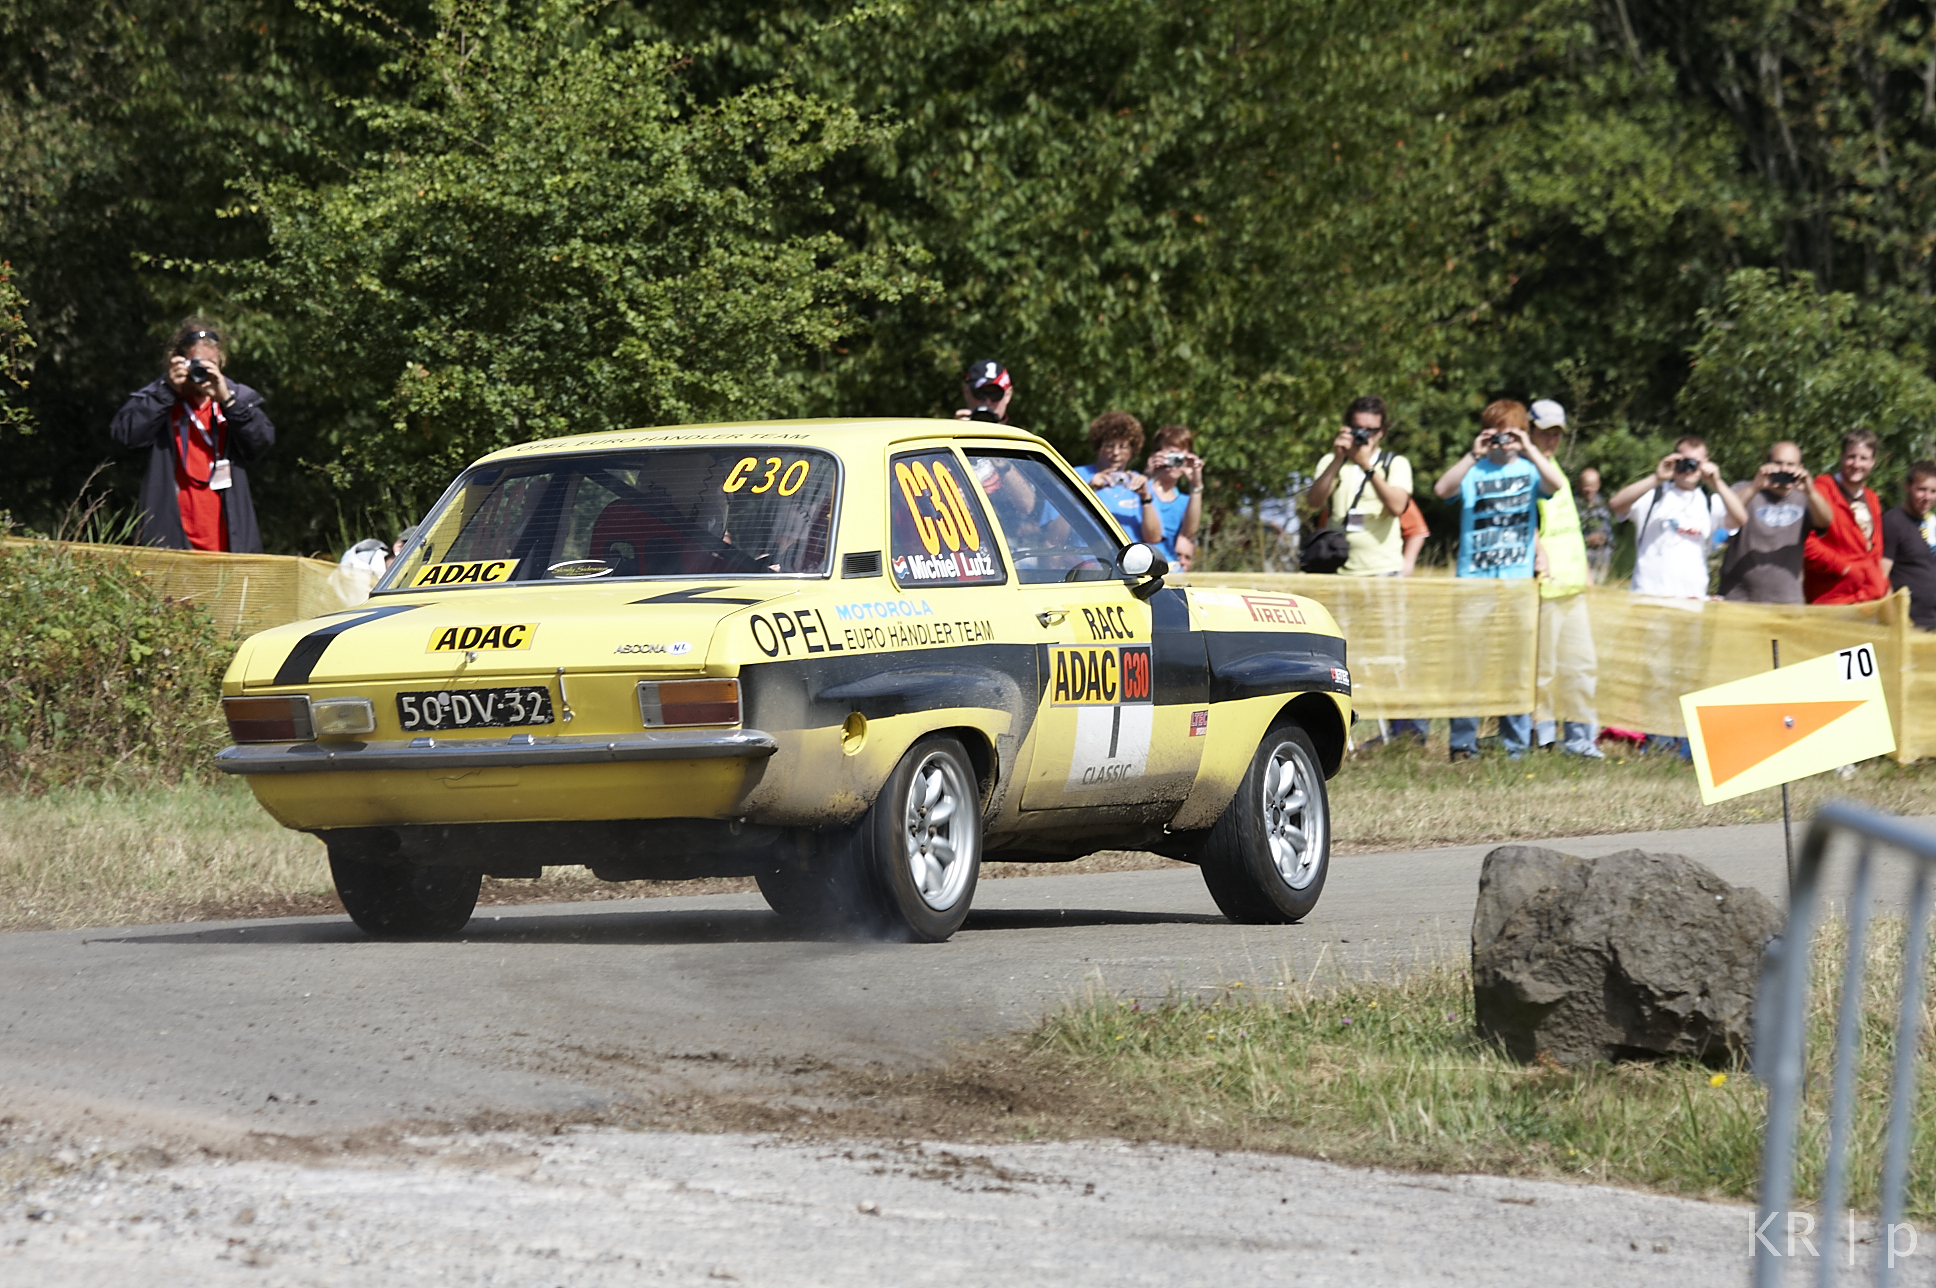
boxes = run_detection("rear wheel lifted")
[1197,722,1330,923]
[329,851,480,937]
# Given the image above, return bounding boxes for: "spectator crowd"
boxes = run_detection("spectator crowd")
[107,335,1936,759]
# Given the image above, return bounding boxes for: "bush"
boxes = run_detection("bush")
[0,537,233,788]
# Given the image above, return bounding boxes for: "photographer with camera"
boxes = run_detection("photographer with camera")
[1803,428,1891,605]
[1305,395,1413,576]
[1718,441,1832,603]
[1609,436,1747,598]
[1074,411,1163,545]
[954,358,1014,424]
[1143,424,1203,569]
[1431,400,1566,760]
[109,318,275,553]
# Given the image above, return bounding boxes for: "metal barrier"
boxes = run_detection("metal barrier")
[1755,802,1936,1287]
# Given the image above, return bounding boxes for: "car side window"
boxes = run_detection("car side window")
[886,449,1007,587]
[965,452,1123,584]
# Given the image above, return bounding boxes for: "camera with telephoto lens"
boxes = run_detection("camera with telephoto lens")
[1351,426,1373,446]
[968,406,1002,423]
[968,382,1004,423]
[1674,456,1702,474]
[186,359,214,386]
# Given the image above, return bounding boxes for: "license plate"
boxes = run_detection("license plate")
[396,687,554,732]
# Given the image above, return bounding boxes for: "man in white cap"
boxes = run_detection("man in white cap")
[1527,398,1603,758]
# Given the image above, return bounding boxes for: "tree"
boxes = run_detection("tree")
[225,0,918,504]
[1679,267,1936,476]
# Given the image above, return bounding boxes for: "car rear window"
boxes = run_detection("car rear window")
[381,447,838,589]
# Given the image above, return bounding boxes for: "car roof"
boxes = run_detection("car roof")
[470,418,1053,467]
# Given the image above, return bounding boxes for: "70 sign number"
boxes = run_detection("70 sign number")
[1837,645,1876,681]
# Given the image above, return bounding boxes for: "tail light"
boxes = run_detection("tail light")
[638,678,740,728]
[224,695,314,743]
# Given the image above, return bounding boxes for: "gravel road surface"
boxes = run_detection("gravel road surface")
[4,818,1929,1285]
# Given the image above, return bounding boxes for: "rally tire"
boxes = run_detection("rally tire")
[755,862,847,922]
[1198,723,1330,924]
[329,852,481,938]
[854,736,983,942]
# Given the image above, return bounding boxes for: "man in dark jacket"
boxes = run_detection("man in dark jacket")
[109,319,274,552]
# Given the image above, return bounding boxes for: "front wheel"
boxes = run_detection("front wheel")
[329,852,480,938]
[1197,723,1330,923]
[857,736,983,942]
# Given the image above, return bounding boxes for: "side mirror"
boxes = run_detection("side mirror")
[1119,543,1169,599]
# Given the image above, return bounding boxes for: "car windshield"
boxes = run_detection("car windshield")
[381,447,838,590]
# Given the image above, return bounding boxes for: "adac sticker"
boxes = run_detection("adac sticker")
[1050,645,1152,706]
[427,623,535,652]
[1052,644,1155,790]
[412,560,516,587]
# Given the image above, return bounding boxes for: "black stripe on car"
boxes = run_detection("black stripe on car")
[272,606,422,686]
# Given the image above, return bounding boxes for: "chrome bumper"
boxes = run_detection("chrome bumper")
[215,729,779,775]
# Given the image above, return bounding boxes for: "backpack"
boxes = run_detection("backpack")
[1299,454,1387,574]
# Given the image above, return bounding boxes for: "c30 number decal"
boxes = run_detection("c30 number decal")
[722,456,812,496]
[1050,645,1152,706]
[888,451,1004,585]
[412,560,516,587]
[427,623,534,652]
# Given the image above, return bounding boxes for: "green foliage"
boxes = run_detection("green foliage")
[1679,268,1936,479]
[0,535,233,788]
[0,261,31,435]
[7,0,1936,548]
[228,0,920,494]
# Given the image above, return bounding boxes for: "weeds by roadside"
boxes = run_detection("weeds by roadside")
[0,518,232,789]
[1021,917,1935,1216]
[1333,735,1936,851]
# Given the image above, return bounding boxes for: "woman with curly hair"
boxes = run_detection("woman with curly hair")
[1073,410,1162,545]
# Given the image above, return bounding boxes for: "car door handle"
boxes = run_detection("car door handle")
[1035,610,1067,628]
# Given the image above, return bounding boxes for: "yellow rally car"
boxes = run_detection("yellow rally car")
[218,420,1351,942]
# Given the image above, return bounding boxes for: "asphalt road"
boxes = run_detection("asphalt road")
[6,818,1934,1286]
[5,817,1924,1141]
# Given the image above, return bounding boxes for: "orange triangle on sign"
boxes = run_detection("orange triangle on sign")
[1696,700,1866,786]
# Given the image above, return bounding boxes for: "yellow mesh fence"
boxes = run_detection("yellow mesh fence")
[2,538,377,639]
[1179,574,1932,763]
[1180,573,1541,717]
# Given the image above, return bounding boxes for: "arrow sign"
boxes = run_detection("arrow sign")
[1681,644,1895,805]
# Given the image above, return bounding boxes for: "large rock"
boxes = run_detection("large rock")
[1470,845,1782,1066]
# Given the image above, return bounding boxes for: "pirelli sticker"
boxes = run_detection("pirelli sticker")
[411,560,517,587]
[1050,645,1154,790]
[427,623,535,652]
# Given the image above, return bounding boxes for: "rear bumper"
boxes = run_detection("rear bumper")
[216,728,780,775]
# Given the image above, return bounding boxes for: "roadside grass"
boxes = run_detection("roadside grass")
[1332,733,1936,851]
[1021,917,1936,1215]
[0,744,1928,932]
[0,779,1184,930]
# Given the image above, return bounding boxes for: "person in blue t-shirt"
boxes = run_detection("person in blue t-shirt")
[1073,411,1163,546]
[1142,423,1203,569]
[1431,399,1568,761]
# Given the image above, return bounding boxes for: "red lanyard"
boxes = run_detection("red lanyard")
[172,400,227,485]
